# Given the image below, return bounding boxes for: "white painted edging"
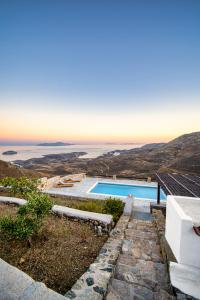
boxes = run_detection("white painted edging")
[165,195,200,268]
[0,196,113,225]
[0,196,26,206]
[170,262,200,299]
[52,205,113,225]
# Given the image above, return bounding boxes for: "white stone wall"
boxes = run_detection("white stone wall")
[166,195,200,268]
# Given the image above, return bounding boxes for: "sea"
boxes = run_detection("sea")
[0,144,143,162]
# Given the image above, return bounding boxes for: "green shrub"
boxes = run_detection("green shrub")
[0,177,39,197]
[0,215,38,239]
[104,197,124,223]
[18,192,52,219]
[0,191,52,240]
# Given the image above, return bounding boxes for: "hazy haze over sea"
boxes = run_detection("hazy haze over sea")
[0,144,143,162]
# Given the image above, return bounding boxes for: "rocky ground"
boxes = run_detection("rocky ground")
[14,152,87,177]
[0,160,36,179]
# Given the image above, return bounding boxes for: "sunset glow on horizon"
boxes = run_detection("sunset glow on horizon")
[1,98,199,144]
[0,1,200,145]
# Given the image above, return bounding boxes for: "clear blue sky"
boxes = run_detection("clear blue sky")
[0,0,200,143]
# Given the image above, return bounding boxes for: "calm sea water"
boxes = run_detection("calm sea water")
[0,144,143,162]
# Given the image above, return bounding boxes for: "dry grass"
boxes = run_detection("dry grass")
[51,196,106,213]
[0,203,107,294]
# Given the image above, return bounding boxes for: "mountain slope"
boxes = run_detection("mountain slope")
[0,160,38,179]
[86,132,200,178]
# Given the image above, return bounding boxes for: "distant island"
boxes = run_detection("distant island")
[36,142,73,146]
[2,150,18,155]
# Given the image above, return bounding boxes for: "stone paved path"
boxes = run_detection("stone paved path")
[105,206,175,300]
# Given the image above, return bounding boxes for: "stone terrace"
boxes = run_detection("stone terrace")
[106,207,175,300]
[45,176,158,204]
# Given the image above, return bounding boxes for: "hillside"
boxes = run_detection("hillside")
[86,132,200,178]
[1,132,199,179]
[0,160,37,179]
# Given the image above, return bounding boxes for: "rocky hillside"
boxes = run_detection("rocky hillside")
[0,160,37,179]
[14,152,87,177]
[86,132,200,178]
[1,132,199,179]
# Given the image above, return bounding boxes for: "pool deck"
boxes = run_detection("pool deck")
[45,176,164,207]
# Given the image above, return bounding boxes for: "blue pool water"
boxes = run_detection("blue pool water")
[90,182,166,200]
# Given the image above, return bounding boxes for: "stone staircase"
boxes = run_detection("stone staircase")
[105,209,175,300]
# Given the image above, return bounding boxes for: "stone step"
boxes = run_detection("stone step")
[125,228,158,240]
[114,260,171,293]
[106,278,175,300]
[127,220,155,230]
[106,278,154,300]
[132,210,152,221]
[121,237,163,262]
[128,219,153,226]
[106,215,174,300]
[127,222,155,230]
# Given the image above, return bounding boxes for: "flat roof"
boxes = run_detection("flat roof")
[155,173,200,198]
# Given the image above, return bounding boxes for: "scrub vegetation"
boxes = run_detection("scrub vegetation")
[0,177,108,294]
[51,196,124,223]
[0,177,52,241]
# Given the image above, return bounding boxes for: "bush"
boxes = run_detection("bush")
[0,215,38,240]
[0,177,39,197]
[0,190,52,240]
[18,192,52,219]
[104,197,124,223]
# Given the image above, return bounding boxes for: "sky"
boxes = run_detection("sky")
[0,0,200,144]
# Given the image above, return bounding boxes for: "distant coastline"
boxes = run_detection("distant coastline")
[0,143,141,162]
[36,142,73,146]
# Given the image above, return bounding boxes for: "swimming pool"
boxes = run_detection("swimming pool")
[90,182,166,200]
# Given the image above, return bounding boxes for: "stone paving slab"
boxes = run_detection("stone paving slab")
[125,228,158,241]
[122,221,163,263]
[106,278,154,300]
[121,237,163,263]
[114,260,170,292]
[106,278,176,300]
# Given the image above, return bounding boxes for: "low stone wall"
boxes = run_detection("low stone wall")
[0,197,130,300]
[0,196,26,206]
[152,209,176,264]
[65,214,130,300]
[0,196,113,232]
[52,205,113,233]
